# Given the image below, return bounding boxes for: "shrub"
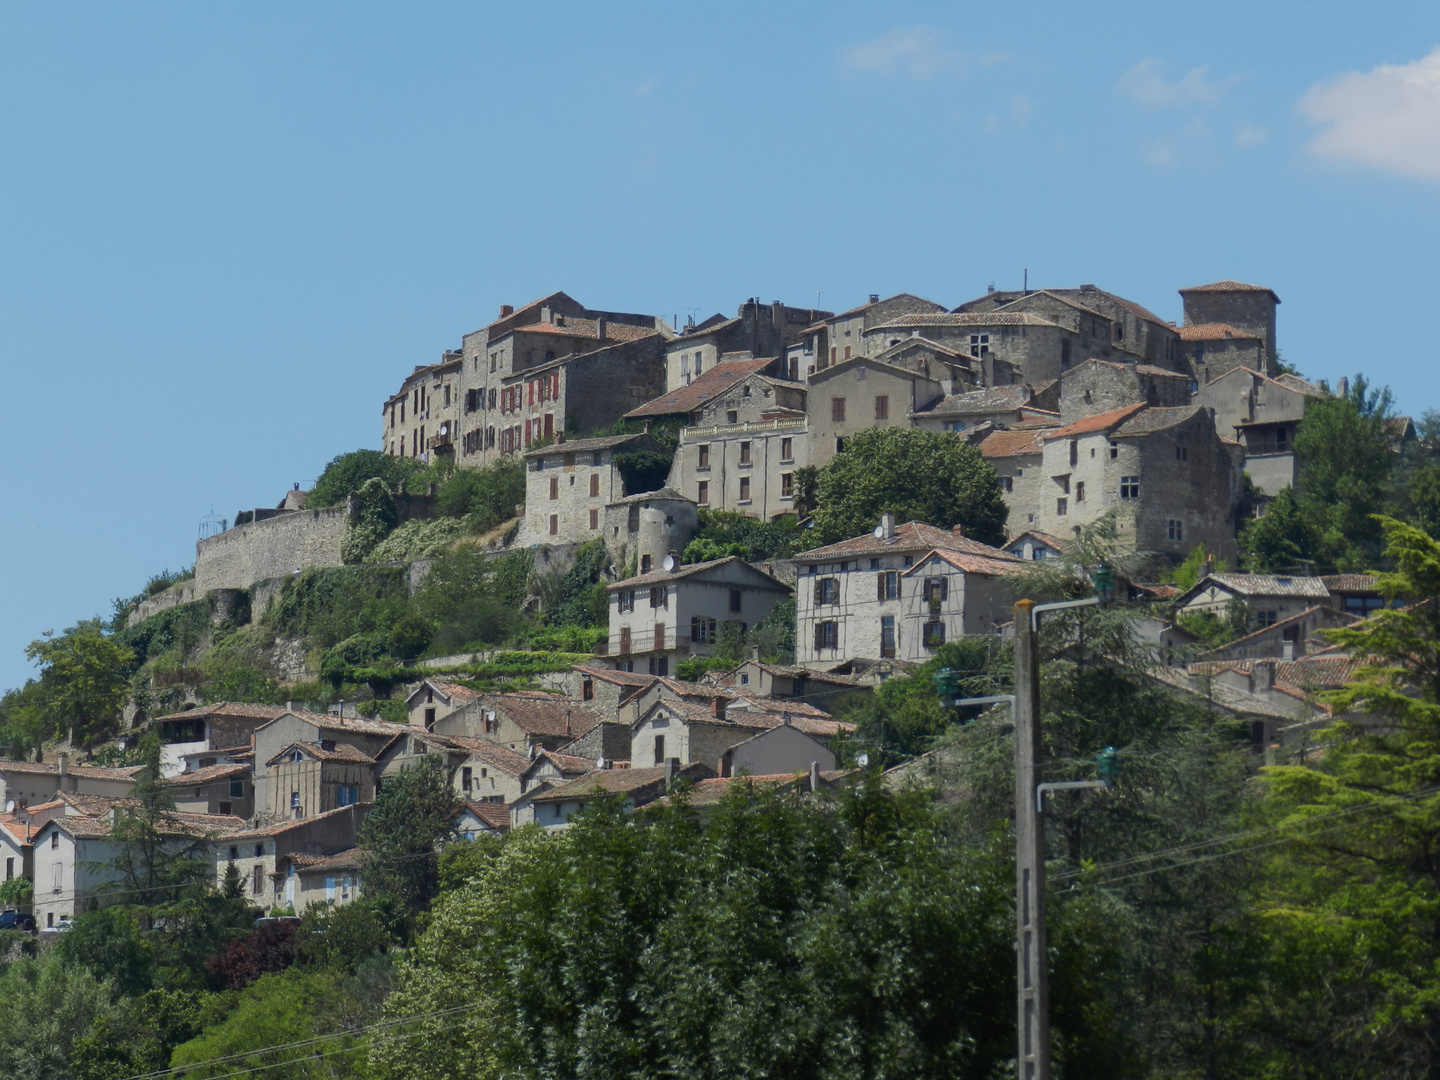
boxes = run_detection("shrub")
[342,478,399,564]
[364,517,465,563]
[267,566,409,651]
[308,449,429,508]
[207,920,297,991]
[435,459,525,529]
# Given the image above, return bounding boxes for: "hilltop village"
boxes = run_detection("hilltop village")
[0,276,1416,927]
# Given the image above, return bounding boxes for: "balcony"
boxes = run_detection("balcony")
[428,431,454,454]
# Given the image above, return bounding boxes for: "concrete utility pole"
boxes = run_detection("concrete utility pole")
[1012,597,1049,1080]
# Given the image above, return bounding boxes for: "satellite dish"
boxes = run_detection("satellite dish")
[662,554,677,572]
[3,801,12,814]
[873,526,885,539]
[856,753,870,769]
[595,757,606,769]
[439,423,449,435]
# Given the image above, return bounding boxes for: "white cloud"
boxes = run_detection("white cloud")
[842,26,962,80]
[1117,58,1235,107]
[1140,122,1215,169]
[1235,124,1268,148]
[1300,47,1440,180]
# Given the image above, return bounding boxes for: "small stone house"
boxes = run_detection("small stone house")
[718,720,838,778]
[1193,367,1325,498]
[912,383,1058,434]
[514,762,714,831]
[1173,573,1334,635]
[437,737,531,804]
[405,678,480,731]
[710,660,867,711]
[604,557,792,675]
[793,518,1020,667]
[671,414,809,521]
[153,702,288,777]
[288,848,363,915]
[1004,530,1069,561]
[157,762,253,819]
[211,804,366,914]
[0,756,140,813]
[432,691,601,756]
[453,801,510,840]
[806,356,945,468]
[250,711,410,820]
[978,427,1053,535]
[518,432,666,547]
[263,742,377,822]
[897,547,1024,655]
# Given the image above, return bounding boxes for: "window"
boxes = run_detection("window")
[1056,498,1068,516]
[697,444,710,469]
[230,778,245,798]
[880,616,896,658]
[549,477,559,500]
[1120,476,1140,499]
[549,514,558,535]
[1176,446,1188,462]
[1257,610,1278,629]
[52,862,62,891]
[697,480,709,504]
[1075,481,1085,503]
[619,627,632,654]
[641,554,652,573]
[1109,442,1119,459]
[1057,475,1070,495]
[650,587,667,609]
[739,476,751,502]
[252,865,264,896]
[969,334,990,358]
[832,397,846,422]
[336,784,359,807]
[255,844,264,858]
[877,570,899,601]
[1001,476,1013,493]
[290,791,301,812]
[1061,338,1071,367]
[3,857,9,879]
[739,441,751,465]
[924,578,949,605]
[51,832,58,849]
[1113,321,1124,342]
[1069,439,1079,467]
[923,621,947,647]
[781,472,793,498]
[780,437,793,461]
[589,508,598,530]
[814,621,839,650]
[691,616,717,644]
[729,588,743,613]
[726,410,739,424]
[589,473,599,497]
[654,735,666,765]
[462,767,473,792]
[618,590,635,614]
[814,577,840,606]
[874,395,889,420]
[1167,519,1184,542]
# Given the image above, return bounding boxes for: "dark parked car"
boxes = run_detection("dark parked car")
[0,911,36,932]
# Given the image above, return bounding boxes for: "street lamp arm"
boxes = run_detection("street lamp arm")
[1029,596,1100,630]
[1035,779,1108,813]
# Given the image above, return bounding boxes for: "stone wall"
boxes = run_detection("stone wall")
[194,507,350,592]
[128,580,203,626]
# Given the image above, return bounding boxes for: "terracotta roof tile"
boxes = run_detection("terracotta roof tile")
[1110,405,1203,437]
[523,431,659,459]
[1042,403,1147,440]
[0,759,143,781]
[1179,322,1261,342]
[154,702,289,724]
[1179,280,1281,302]
[607,556,788,591]
[902,547,1025,578]
[158,763,250,786]
[624,358,776,419]
[796,521,1012,562]
[913,385,1031,418]
[979,428,1047,459]
[481,693,600,739]
[219,804,362,839]
[457,802,510,831]
[440,737,533,776]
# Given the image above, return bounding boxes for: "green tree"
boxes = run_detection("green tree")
[341,478,399,564]
[308,449,427,508]
[412,547,526,653]
[71,989,205,1080]
[1258,517,1440,1074]
[683,508,807,562]
[1238,486,1324,572]
[23,620,135,747]
[356,756,459,919]
[810,427,1008,547]
[0,953,116,1080]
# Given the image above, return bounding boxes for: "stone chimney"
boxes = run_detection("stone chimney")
[771,300,784,333]
[712,696,727,720]
[809,760,820,792]
[880,513,896,540]
[541,305,552,323]
[952,524,965,538]
[869,293,879,304]
[286,700,303,714]
[57,752,69,792]
[500,303,513,318]
[596,317,607,340]
[1338,376,1349,398]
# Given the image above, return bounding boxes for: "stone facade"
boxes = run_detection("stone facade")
[671,416,809,521]
[1178,281,1280,367]
[604,557,792,673]
[865,311,1078,386]
[1058,359,1191,422]
[665,300,828,391]
[913,384,1058,434]
[806,357,945,468]
[602,489,699,574]
[1179,324,1266,382]
[517,432,665,548]
[193,506,349,592]
[793,292,946,375]
[381,352,463,462]
[1194,367,1326,498]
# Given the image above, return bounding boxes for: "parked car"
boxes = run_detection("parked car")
[0,910,35,932]
[41,914,72,934]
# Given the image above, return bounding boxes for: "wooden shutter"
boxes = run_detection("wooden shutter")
[940,578,949,601]
[814,579,825,606]
[877,572,886,601]
[814,622,824,650]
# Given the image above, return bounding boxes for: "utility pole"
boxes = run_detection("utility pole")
[1013,597,1049,1080]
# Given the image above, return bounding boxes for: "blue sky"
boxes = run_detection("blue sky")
[3,1,1440,690]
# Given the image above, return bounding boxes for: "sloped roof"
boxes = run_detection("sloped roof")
[979,429,1048,459]
[290,848,362,873]
[832,292,946,320]
[529,764,688,803]
[49,808,248,841]
[1005,530,1070,553]
[1043,403,1148,440]
[457,801,510,831]
[483,693,600,738]
[218,804,361,839]
[1200,605,1358,657]
[157,763,250,786]
[795,521,1012,563]
[254,711,412,739]
[1111,405,1203,437]
[411,679,480,707]
[913,385,1031,418]
[523,432,656,459]
[1179,322,1261,342]
[266,742,377,767]
[1203,573,1330,599]
[572,663,657,688]
[1179,280,1280,303]
[438,737,533,777]
[607,556,789,592]
[503,318,655,343]
[902,547,1025,579]
[875,311,1063,330]
[1321,574,1381,593]
[155,702,290,724]
[0,759,143,781]
[625,357,775,419]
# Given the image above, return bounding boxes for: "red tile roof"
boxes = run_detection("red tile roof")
[441,737,534,777]
[154,702,289,724]
[458,802,510,831]
[624,358,775,419]
[1178,322,1260,342]
[157,763,250,786]
[978,429,1047,459]
[796,521,1011,562]
[1042,403,1147,440]
[903,548,1025,578]
[1179,280,1281,303]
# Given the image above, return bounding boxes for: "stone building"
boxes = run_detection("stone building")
[793,518,1020,667]
[157,762,253,819]
[978,427,1055,536]
[666,299,829,390]
[785,292,946,377]
[250,711,411,822]
[953,284,1182,371]
[1172,572,1334,634]
[1193,367,1326,498]
[624,356,779,425]
[1057,359,1192,422]
[603,557,792,675]
[895,547,1024,654]
[381,351,463,462]
[1178,280,1280,369]
[602,488,699,574]
[1178,324,1266,382]
[865,311,1082,386]
[670,414,809,521]
[448,292,673,467]
[153,702,288,776]
[517,432,666,547]
[806,356,946,467]
[209,805,365,915]
[0,757,140,812]
[1031,403,1243,562]
[913,383,1059,434]
[404,678,479,731]
[262,741,376,821]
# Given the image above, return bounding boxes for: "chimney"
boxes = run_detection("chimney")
[499,303,514,318]
[771,300,784,332]
[540,305,552,324]
[952,524,965,538]
[712,696,727,720]
[596,317,606,340]
[1282,640,1296,661]
[555,313,566,327]
[1338,376,1349,398]
[880,513,895,540]
[286,700,302,714]
[58,752,69,791]
[868,293,879,304]
[809,760,820,792]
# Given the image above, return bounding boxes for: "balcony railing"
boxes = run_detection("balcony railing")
[428,432,454,453]
[680,416,808,439]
